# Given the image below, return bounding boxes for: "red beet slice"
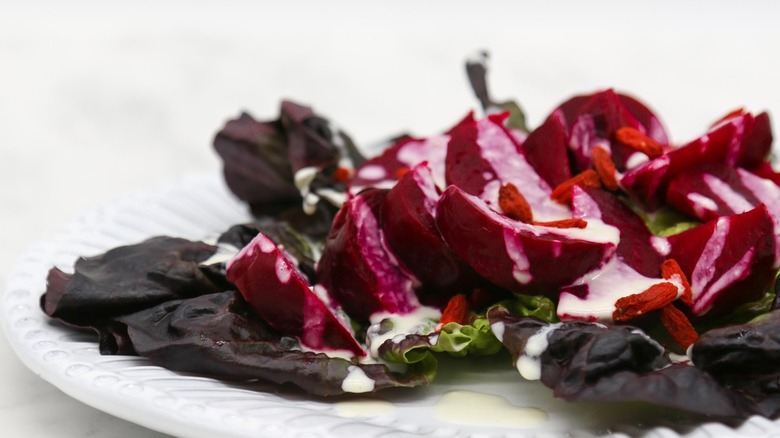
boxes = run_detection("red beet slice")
[554,91,668,147]
[435,185,618,297]
[622,111,773,210]
[567,89,654,172]
[558,187,681,322]
[445,112,570,221]
[521,111,572,188]
[316,189,419,321]
[382,163,485,306]
[662,205,776,316]
[349,134,449,194]
[227,233,365,356]
[667,163,764,221]
[572,187,662,277]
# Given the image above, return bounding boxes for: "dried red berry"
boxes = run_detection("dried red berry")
[533,218,588,229]
[614,127,663,158]
[710,107,745,127]
[551,170,602,204]
[395,166,411,179]
[591,147,619,191]
[661,259,693,307]
[498,183,533,223]
[437,294,470,330]
[660,304,699,350]
[333,166,354,183]
[613,282,679,322]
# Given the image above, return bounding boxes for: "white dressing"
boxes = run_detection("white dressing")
[341,366,375,393]
[703,173,753,214]
[514,323,561,380]
[366,306,441,359]
[433,390,548,428]
[200,243,240,266]
[557,258,684,321]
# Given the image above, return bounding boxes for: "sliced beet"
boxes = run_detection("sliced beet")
[666,165,780,262]
[554,91,668,147]
[558,187,680,322]
[445,112,570,221]
[521,111,572,188]
[567,89,652,172]
[622,111,772,210]
[726,110,773,168]
[662,204,776,316]
[316,189,419,321]
[434,185,618,297]
[227,232,365,356]
[382,163,484,306]
[667,163,763,221]
[349,134,449,194]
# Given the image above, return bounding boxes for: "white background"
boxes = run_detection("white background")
[2,1,780,436]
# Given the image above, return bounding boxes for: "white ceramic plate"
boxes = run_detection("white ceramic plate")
[3,173,778,438]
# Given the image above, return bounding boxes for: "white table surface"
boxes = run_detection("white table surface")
[2,1,780,436]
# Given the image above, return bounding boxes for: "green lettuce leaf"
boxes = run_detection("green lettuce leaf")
[638,206,701,236]
[431,317,502,357]
[498,294,559,323]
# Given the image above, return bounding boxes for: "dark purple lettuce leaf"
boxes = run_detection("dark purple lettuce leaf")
[120,291,433,396]
[488,305,758,418]
[41,237,224,323]
[691,310,780,417]
[40,236,226,354]
[213,112,299,212]
[214,101,362,217]
[464,51,528,132]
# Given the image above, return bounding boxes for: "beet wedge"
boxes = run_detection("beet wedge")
[666,165,780,262]
[660,204,777,316]
[445,112,570,221]
[621,110,773,210]
[567,89,658,172]
[553,90,669,148]
[316,189,419,322]
[382,163,486,307]
[227,232,365,357]
[435,185,618,297]
[349,134,449,195]
[520,111,572,188]
[558,187,684,322]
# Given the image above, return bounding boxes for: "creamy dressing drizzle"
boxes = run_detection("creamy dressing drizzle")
[366,306,441,359]
[397,135,449,190]
[650,236,671,256]
[200,243,240,266]
[274,254,291,284]
[703,173,753,214]
[294,166,347,214]
[490,321,505,342]
[357,164,387,180]
[433,390,548,428]
[341,366,375,393]
[691,218,730,301]
[504,228,532,284]
[515,323,562,380]
[558,258,684,321]
[626,151,650,169]
[475,118,570,221]
[696,248,755,314]
[687,192,718,216]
